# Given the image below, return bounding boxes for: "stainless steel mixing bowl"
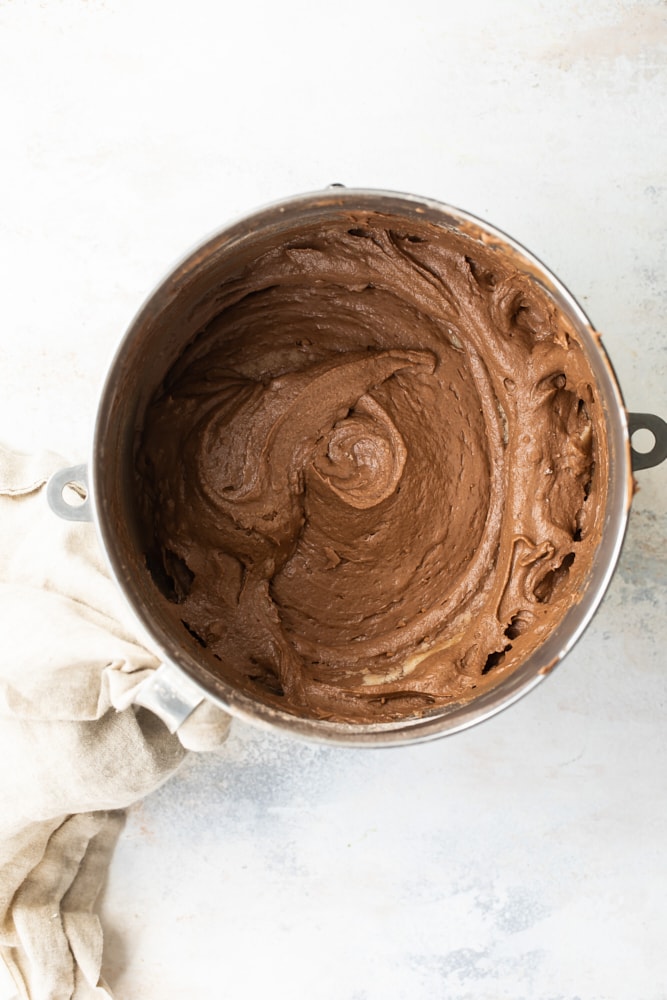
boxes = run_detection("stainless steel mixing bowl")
[47,188,667,746]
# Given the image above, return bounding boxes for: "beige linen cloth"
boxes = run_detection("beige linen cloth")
[0,445,231,999]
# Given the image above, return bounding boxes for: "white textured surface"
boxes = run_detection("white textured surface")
[1,1,666,998]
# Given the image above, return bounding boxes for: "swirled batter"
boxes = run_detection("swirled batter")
[135,212,607,723]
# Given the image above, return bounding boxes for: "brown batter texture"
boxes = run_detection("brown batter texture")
[134,212,607,723]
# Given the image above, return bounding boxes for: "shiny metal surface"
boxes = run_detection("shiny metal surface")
[132,661,206,733]
[50,189,663,745]
[46,464,92,522]
[628,412,667,471]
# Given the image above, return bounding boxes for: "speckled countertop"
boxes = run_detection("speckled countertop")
[1,1,666,998]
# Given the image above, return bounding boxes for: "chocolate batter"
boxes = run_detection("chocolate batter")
[135,212,607,723]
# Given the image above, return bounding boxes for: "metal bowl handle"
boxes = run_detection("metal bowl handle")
[131,661,206,732]
[46,464,93,521]
[628,413,667,471]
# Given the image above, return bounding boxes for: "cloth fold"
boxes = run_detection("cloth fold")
[0,445,231,999]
